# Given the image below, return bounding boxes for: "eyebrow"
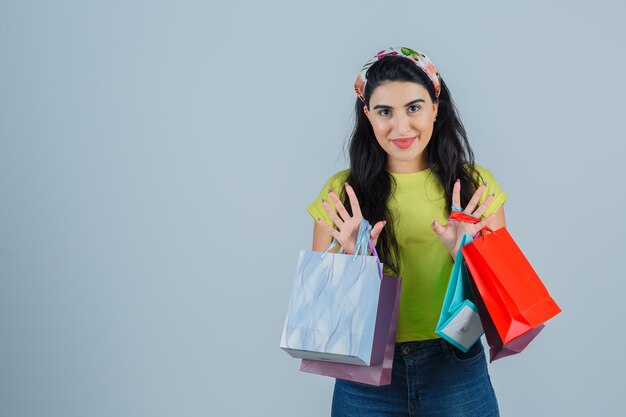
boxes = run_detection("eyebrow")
[372,99,426,110]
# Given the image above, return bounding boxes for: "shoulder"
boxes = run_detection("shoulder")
[307,169,351,225]
[308,168,351,208]
[466,163,509,216]
[463,163,500,184]
[320,168,351,192]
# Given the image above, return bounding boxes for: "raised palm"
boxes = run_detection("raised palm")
[431,180,496,260]
[316,182,385,255]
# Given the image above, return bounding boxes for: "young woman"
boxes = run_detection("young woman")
[306,47,508,416]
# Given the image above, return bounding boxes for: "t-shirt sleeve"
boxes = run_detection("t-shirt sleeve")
[306,169,350,229]
[473,164,509,218]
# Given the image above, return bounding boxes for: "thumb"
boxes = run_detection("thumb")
[431,219,446,237]
[369,220,386,244]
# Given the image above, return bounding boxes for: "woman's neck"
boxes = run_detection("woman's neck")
[386,155,428,174]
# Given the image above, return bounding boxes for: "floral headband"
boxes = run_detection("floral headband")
[354,47,441,103]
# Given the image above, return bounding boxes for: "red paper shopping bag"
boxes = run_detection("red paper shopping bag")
[461,227,561,344]
[465,262,545,362]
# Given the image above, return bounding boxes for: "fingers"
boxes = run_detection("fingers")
[324,183,362,226]
[452,179,461,209]
[453,179,495,220]
[431,220,446,237]
[322,196,346,228]
[326,189,350,226]
[464,182,487,213]
[344,183,363,219]
[472,193,495,219]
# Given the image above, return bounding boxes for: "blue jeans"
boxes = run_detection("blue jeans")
[331,338,499,417]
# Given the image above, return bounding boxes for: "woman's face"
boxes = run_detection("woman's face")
[364,81,438,173]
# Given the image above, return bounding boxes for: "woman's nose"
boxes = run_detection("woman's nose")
[396,113,412,134]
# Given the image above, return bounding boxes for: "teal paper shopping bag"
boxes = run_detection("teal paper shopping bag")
[436,233,484,352]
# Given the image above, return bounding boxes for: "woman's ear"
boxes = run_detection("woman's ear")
[363,105,372,125]
[432,102,439,117]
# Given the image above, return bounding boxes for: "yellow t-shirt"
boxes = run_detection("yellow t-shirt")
[306,164,508,342]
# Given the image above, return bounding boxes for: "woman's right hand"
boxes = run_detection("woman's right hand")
[315,182,386,255]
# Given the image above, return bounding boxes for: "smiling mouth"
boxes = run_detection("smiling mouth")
[390,137,416,149]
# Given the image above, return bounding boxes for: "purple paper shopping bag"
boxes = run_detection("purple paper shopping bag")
[299,274,402,386]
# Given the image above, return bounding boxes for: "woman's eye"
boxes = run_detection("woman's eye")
[408,105,421,113]
[378,109,390,117]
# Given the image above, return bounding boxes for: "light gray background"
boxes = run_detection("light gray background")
[1,1,624,416]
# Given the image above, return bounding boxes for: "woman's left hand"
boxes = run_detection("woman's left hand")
[431,179,496,261]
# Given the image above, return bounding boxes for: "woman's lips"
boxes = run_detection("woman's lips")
[391,137,416,149]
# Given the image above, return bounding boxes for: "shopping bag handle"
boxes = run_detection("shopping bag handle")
[320,218,383,279]
[320,218,370,257]
[449,204,496,242]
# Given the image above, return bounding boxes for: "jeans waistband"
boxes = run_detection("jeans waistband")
[395,338,445,351]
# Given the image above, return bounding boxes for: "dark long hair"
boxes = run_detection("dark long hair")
[340,55,484,275]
